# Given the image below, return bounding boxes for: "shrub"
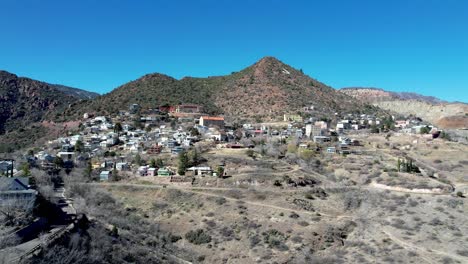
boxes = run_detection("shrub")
[185,229,212,245]
[215,197,226,205]
[169,234,182,243]
[289,212,300,219]
[262,229,288,250]
[249,234,261,248]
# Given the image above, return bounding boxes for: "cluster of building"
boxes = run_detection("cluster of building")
[3,102,444,187]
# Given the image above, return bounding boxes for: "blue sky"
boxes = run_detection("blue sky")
[1,0,467,102]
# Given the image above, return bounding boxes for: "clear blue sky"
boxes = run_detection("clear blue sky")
[1,0,467,102]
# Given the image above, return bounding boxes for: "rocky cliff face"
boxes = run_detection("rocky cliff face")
[340,87,467,129]
[0,70,79,134]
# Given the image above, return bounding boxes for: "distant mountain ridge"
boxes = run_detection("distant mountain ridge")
[0,70,95,151]
[340,87,447,104]
[340,87,467,129]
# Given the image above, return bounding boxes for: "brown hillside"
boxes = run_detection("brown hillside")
[76,57,377,121]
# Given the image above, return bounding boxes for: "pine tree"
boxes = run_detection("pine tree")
[178,151,189,175]
[150,158,157,168]
[156,158,164,168]
[85,161,93,179]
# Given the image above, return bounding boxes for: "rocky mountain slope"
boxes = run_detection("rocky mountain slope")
[51,84,99,99]
[77,57,378,121]
[0,71,79,132]
[340,87,468,129]
[0,70,94,151]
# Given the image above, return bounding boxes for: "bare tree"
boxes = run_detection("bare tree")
[31,168,54,199]
[0,198,35,226]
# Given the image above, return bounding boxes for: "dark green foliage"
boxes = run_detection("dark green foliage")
[216,166,225,178]
[178,151,189,175]
[420,126,431,134]
[114,122,123,134]
[169,234,182,243]
[150,158,157,168]
[262,229,288,250]
[54,156,64,168]
[156,158,164,168]
[134,154,143,166]
[74,140,84,152]
[85,161,93,179]
[188,127,200,136]
[370,125,380,133]
[246,149,255,158]
[185,229,212,245]
[440,131,451,141]
[397,158,420,173]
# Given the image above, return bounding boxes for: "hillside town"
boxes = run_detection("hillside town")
[0,102,442,180]
[3,98,466,263]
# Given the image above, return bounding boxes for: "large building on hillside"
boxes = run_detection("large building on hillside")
[176,104,202,113]
[199,116,225,128]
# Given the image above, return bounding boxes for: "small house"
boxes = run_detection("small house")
[100,171,111,181]
[313,136,331,144]
[186,166,212,176]
[116,162,129,171]
[157,168,171,176]
[138,166,148,176]
[147,168,157,177]
[171,146,185,155]
[0,177,37,205]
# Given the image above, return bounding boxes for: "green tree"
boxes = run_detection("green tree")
[54,156,64,168]
[188,149,199,167]
[178,151,189,175]
[134,114,143,129]
[370,125,380,133]
[150,158,157,168]
[420,126,431,134]
[440,131,451,141]
[85,161,93,179]
[188,127,200,136]
[114,122,123,135]
[216,166,225,178]
[170,119,177,130]
[20,162,31,176]
[74,140,84,152]
[134,154,143,166]
[156,158,164,168]
[110,168,120,181]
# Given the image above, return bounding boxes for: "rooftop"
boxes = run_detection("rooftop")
[201,116,224,121]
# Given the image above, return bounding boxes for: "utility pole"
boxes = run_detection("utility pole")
[1,159,15,177]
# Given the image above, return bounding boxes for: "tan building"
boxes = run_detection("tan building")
[199,116,225,128]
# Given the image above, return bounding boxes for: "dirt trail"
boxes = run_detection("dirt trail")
[93,182,351,220]
[382,229,468,263]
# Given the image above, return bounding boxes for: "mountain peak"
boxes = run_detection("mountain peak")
[254,56,286,68]
[0,70,17,80]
